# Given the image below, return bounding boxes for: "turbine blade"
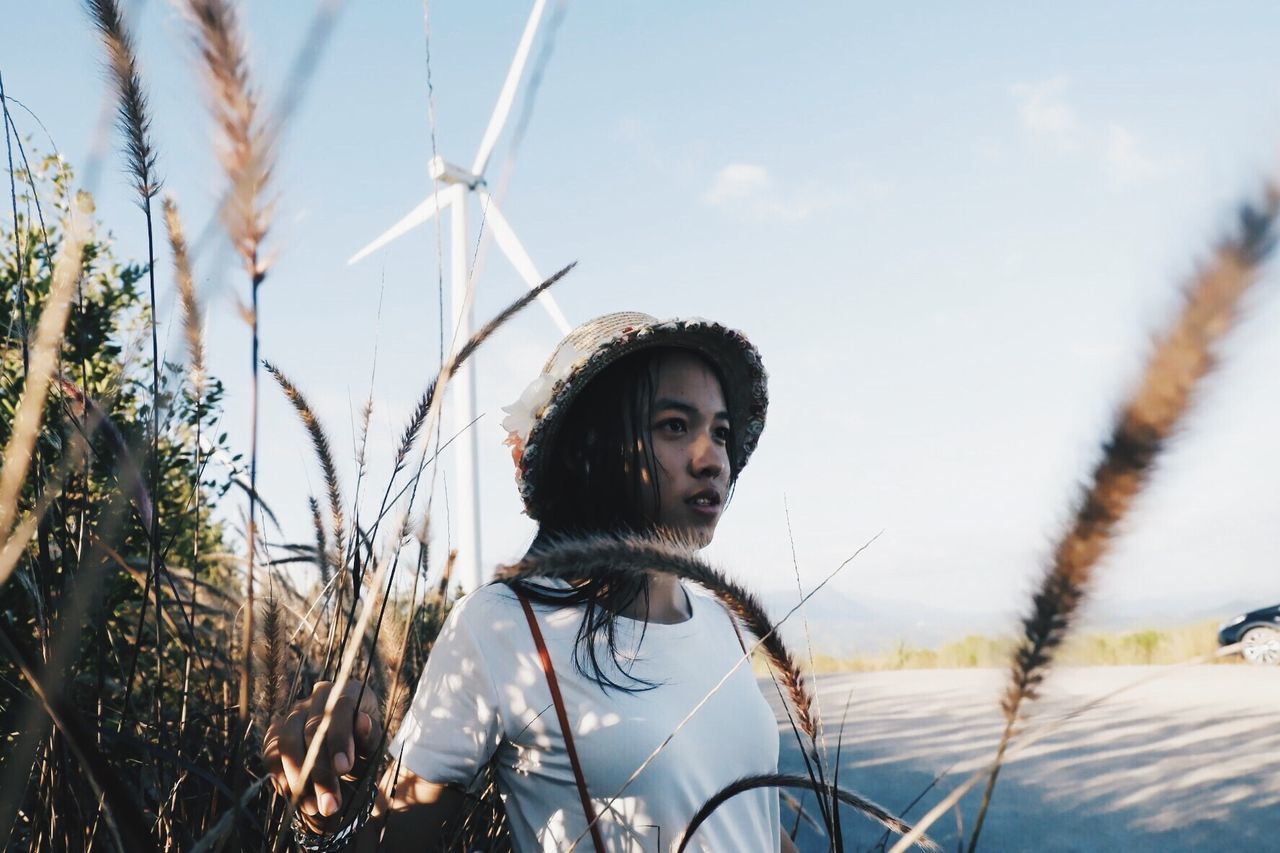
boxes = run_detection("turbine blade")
[347,189,454,265]
[470,0,549,178]
[479,190,572,335]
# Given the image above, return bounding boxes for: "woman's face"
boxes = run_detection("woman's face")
[644,351,732,548]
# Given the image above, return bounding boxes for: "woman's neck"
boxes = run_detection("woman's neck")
[620,571,691,624]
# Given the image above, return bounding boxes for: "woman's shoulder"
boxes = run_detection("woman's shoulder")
[439,578,581,659]
[446,577,577,628]
[447,580,523,623]
[429,582,531,663]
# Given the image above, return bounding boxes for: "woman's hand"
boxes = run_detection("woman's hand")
[262,680,383,831]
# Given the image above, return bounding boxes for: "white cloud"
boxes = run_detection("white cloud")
[1011,75,1080,150]
[703,163,772,206]
[1011,77,1179,185]
[701,163,828,221]
[1103,124,1168,184]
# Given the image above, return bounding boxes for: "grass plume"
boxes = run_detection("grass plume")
[84,0,159,202]
[391,261,577,478]
[258,596,288,718]
[164,195,205,395]
[186,0,271,281]
[265,361,347,564]
[309,495,332,584]
[677,773,938,853]
[966,193,1278,851]
[85,0,169,738]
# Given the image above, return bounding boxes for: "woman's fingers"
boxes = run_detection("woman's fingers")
[309,742,344,816]
[260,680,383,817]
[261,716,292,798]
[353,710,382,759]
[274,707,312,801]
[338,683,382,776]
[323,698,357,777]
[276,712,327,809]
[306,687,374,815]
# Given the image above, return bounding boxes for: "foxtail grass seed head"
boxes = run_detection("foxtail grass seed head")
[163,195,206,395]
[678,773,938,853]
[86,0,160,202]
[186,0,272,282]
[967,193,1278,853]
[265,362,347,563]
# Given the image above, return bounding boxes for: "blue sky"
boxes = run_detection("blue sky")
[4,2,1279,632]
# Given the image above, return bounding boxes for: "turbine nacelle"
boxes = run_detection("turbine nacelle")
[429,156,481,189]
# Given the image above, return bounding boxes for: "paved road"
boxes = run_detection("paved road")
[771,666,1280,852]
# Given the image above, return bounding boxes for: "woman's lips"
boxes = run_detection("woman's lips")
[686,493,722,518]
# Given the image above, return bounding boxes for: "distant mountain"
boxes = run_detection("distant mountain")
[1078,594,1275,632]
[754,587,1273,657]
[758,587,1011,656]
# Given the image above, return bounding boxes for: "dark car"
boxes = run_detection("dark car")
[1219,604,1280,665]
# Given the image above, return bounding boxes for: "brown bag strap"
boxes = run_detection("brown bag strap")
[515,590,606,853]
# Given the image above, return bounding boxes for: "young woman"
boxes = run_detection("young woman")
[265,313,797,852]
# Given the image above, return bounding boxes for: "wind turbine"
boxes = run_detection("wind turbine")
[349,0,571,595]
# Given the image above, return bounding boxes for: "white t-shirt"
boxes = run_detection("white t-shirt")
[390,580,781,852]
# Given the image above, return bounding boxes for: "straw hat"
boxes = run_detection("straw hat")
[501,312,768,519]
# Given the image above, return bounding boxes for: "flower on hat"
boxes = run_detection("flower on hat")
[500,374,555,440]
[500,340,587,469]
[503,429,527,470]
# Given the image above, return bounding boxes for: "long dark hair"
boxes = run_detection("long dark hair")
[505,346,736,691]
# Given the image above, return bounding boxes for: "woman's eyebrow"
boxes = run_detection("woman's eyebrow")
[652,398,730,421]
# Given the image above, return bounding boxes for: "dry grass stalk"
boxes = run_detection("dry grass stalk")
[0,622,149,852]
[0,203,91,562]
[265,361,348,563]
[390,261,577,480]
[163,195,204,394]
[163,194,207,727]
[186,0,271,282]
[85,0,159,202]
[258,596,288,717]
[87,0,168,732]
[965,194,1278,851]
[677,773,938,853]
[309,495,332,584]
[0,395,109,588]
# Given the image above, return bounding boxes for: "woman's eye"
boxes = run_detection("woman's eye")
[713,426,731,443]
[657,418,687,434]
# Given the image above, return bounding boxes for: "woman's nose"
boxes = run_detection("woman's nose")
[689,432,726,478]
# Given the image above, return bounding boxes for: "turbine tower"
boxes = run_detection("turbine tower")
[349,0,570,595]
